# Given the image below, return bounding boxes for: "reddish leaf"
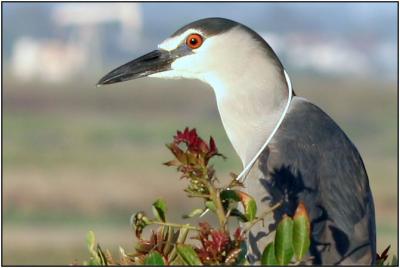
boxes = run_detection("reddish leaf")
[209,137,217,155]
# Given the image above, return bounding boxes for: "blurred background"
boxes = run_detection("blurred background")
[2,2,397,265]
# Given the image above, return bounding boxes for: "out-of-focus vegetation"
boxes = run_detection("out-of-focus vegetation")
[3,74,397,265]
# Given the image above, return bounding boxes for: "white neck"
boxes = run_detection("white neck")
[204,62,289,167]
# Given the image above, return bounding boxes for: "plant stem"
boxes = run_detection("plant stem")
[243,202,282,233]
[187,193,210,199]
[225,208,233,219]
[149,221,200,231]
[213,189,227,229]
[197,176,227,230]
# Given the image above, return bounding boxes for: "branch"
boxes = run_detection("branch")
[243,202,282,233]
[195,176,227,230]
[149,221,201,232]
[187,193,210,199]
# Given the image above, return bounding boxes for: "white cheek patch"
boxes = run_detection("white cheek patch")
[158,28,204,51]
[158,36,183,51]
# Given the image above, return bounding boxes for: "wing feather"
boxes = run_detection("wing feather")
[256,97,375,264]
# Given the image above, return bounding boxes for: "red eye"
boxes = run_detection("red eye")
[186,34,203,49]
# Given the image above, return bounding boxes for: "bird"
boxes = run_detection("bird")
[98,17,376,265]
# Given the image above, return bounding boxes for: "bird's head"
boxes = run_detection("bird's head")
[98,17,284,96]
[98,17,291,167]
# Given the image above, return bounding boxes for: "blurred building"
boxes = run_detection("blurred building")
[11,37,87,83]
[52,3,143,53]
[262,32,371,76]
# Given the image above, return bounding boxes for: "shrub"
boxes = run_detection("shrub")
[78,128,396,266]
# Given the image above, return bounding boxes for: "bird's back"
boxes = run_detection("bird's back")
[245,96,376,265]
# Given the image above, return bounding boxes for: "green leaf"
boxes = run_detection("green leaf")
[176,244,202,265]
[162,227,175,256]
[235,191,257,221]
[86,230,96,253]
[177,225,190,244]
[144,251,165,265]
[275,215,294,265]
[86,259,99,266]
[170,254,187,265]
[236,241,248,265]
[391,255,398,266]
[244,198,257,221]
[96,244,107,265]
[168,226,190,262]
[183,208,205,219]
[221,190,257,221]
[292,203,311,261]
[261,242,278,265]
[220,190,241,202]
[220,190,241,212]
[205,200,216,212]
[152,199,167,222]
[86,231,102,265]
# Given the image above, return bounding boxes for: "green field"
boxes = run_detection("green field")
[3,75,397,265]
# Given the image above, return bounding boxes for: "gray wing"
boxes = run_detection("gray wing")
[251,97,376,264]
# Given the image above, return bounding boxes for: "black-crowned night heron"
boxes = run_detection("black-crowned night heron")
[98,18,376,265]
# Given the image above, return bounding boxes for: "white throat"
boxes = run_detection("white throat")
[204,62,292,168]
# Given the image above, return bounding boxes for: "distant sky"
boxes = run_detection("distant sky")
[4,2,396,50]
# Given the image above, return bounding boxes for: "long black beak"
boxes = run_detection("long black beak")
[97,49,174,85]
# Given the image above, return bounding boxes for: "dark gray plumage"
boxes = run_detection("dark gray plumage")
[246,97,376,265]
[171,17,238,38]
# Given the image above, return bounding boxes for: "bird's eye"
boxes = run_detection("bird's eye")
[186,34,203,49]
